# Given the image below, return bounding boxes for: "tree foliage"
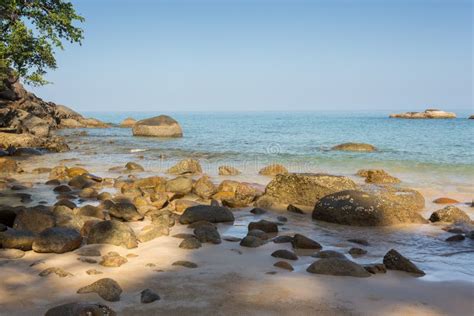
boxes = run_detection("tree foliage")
[0,0,84,86]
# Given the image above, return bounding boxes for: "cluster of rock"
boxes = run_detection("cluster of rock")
[389,109,456,119]
[1,157,472,311]
[0,75,108,153]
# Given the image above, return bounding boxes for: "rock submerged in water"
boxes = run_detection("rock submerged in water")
[389,109,456,119]
[383,249,425,276]
[306,258,371,277]
[261,173,357,207]
[313,190,427,226]
[141,288,161,304]
[132,115,183,137]
[332,143,376,152]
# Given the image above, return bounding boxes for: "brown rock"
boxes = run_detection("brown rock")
[259,164,288,176]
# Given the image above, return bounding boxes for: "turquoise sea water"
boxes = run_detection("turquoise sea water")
[76,111,473,187]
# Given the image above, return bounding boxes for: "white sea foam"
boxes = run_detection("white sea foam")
[131,149,147,153]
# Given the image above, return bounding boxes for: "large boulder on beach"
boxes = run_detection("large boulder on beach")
[107,201,144,222]
[13,206,55,233]
[0,229,35,250]
[262,173,358,207]
[132,115,183,137]
[45,302,116,316]
[306,258,371,277]
[389,109,456,119]
[32,227,82,253]
[166,159,202,175]
[429,206,471,224]
[374,186,425,212]
[179,205,234,224]
[332,142,376,152]
[313,190,427,226]
[120,117,137,127]
[87,220,138,249]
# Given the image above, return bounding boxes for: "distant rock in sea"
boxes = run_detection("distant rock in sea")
[389,109,456,119]
[332,143,376,152]
[469,115,474,119]
[120,117,137,127]
[132,115,183,137]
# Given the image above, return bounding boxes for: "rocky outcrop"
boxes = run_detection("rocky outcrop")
[313,190,427,226]
[0,73,108,152]
[261,173,357,207]
[389,109,456,119]
[132,115,183,137]
[332,143,376,152]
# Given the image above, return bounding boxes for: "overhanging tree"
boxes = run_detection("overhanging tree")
[0,0,84,87]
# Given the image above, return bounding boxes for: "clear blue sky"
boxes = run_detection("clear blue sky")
[31,0,472,112]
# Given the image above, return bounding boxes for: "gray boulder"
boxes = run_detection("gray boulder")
[383,249,425,276]
[313,190,427,226]
[0,229,35,250]
[32,227,82,253]
[77,278,122,302]
[307,258,371,277]
[87,220,138,249]
[179,205,234,224]
[13,206,55,233]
